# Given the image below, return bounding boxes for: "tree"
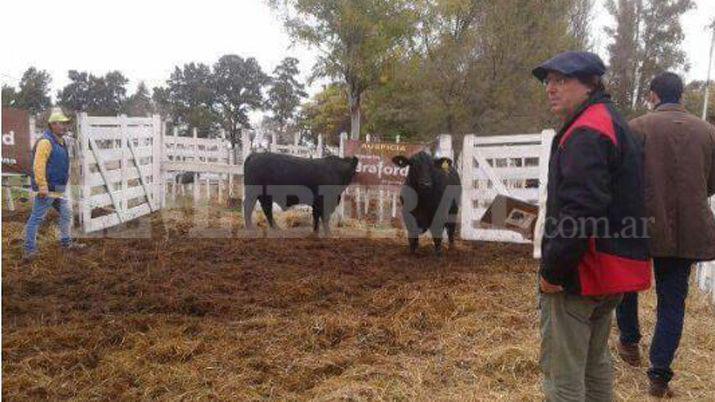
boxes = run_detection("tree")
[270,0,418,140]
[299,83,350,144]
[2,85,17,107]
[605,0,694,113]
[123,82,154,117]
[360,0,593,139]
[683,80,715,123]
[164,62,217,135]
[211,55,270,147]
[57,70,129,115]
[152,86,172,120]
[267,57,308,138]
[14,67,52,114]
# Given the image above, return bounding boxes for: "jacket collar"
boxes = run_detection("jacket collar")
[44,130,66,146]
[654,103,686,113]
[557,91,611,137]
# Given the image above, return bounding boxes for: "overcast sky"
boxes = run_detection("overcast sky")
[2,0,714,103]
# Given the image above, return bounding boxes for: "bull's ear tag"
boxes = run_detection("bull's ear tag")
[441,160,449,171]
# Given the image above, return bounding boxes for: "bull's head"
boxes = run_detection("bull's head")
[392,152,453,191]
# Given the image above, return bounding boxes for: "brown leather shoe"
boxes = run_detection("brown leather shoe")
[649,377,674,398]
[616,340,641,367]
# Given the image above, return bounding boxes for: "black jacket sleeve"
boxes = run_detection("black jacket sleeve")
[540,128,616,285]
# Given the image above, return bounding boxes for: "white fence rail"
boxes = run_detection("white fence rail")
[459,130,555,243]
[77,114,164,233]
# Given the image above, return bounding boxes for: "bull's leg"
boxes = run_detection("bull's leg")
[258,196,277,229]
[446,222,457,248]
[243,187,258,230]
[432,237,443,256]
[321,213,331,236]
[311,205,320,233]
[408,235,419,254]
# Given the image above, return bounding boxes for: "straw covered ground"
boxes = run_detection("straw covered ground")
[2,202,714,401]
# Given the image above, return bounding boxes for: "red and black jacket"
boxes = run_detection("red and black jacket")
[540,92,652,296]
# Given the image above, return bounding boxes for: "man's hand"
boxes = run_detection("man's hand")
[38,187,48,198]
[540,276,564,293]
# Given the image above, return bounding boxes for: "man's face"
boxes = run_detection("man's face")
[49,122,68,136]
[544,71,591,121]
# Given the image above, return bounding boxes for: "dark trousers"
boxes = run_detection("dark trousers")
[616,257,693,383]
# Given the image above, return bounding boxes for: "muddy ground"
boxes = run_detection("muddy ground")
[2,202,713,401]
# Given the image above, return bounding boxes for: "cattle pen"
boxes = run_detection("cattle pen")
[2,113,714,400]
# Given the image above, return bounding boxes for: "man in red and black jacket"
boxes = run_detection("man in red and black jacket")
[533,51,651,402]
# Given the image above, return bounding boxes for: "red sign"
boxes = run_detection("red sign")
[344,140,424,189]
[2,107,33,175]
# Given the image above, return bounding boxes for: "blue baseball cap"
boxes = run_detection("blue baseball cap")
[532,51,606,82]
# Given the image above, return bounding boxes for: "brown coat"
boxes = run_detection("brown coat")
[629,104,715,260]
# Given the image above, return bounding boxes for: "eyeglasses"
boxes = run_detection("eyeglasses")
[542,76,571,87]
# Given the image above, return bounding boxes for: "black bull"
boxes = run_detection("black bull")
[243,152,359,233]
[393,151,462,255]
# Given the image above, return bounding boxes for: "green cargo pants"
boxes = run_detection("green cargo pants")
[539,291,623,402]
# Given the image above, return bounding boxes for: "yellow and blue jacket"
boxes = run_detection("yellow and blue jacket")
[30,131,70,198]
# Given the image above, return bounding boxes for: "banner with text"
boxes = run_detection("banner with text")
[2,107,33,175]
[344,140,425,189]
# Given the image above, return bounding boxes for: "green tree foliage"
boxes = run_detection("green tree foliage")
[269,0,418,140]
[605,0,694,114]
[268,57,308,133]
[163,62,217,136]
[123,82,154,117]
[57,70,129,115]
[358,0,593,141]
[212,55,270,146]
[151,86,171,120]
[682,80,715,123]
[14,67,52,114]
[299,83,350,145]
[2,85,17,107]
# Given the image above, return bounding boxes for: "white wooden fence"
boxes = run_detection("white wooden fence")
[459,130,555,243]
[696,197,715,305]
[77,114,164,233]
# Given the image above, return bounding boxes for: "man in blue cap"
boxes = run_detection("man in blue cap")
[533,51,651,401]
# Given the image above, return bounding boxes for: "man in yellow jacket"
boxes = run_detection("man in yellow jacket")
[23,109,85,261]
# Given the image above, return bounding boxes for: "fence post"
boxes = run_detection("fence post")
[193,128,199,201]
[171,127,178,200]
[460,134,476,240]
[119,115,129,214]
[153,115,165,209]
[79,113,91,233]
[437,134,454,161]
[338,132,348,220]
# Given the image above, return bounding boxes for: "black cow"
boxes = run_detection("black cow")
[392,151,461,255]
[175,171,197,184]
[243,152,358,234]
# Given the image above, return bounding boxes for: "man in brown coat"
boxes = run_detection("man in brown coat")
[616,72,715,398]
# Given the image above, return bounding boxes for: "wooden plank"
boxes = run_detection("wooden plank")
[85,203,152,233]
[472,167,541,181]
[472,147,510,196]
[88,185,149,209]
[125,117,156,212]
[472,145,543,159]
[162,160,244,175]
[87,164,153,186]
[471,133,543,145]
[87,134,124,223]
[85,116,124,126]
